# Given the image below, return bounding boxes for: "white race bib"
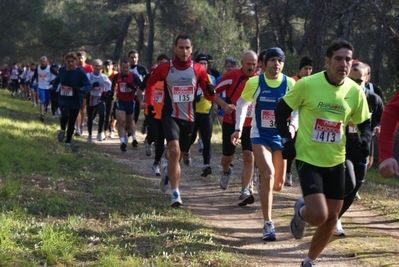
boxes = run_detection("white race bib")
[311,118,342,144]
[119,82,131,93]
[154,90,164,103]
[172,86,194,103]
[90,87,102,96]
[261,110,275,128]
[60,86,73,96]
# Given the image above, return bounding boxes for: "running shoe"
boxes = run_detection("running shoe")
[219,170,231,190]
[262,221,276,241]
[333,219,345,236]
[145,140,151,156]
[132,139,138,148]
[87,135,92,144]
[80,126,84,136]
[57,130,65,143]
[151,164,161,176]
[198,139,204,153]
[290,198,306,239]
[109,132,115,138]
[238,188,255,206]
[285,173,293,186]
[97,132,104,141]
[75,128,81,136]
[40,115,44,122]
[120,142,127,152]
[160,163,170,192]
[171,191,182,207]
[354,191,361,200]
[300,261,316,267]
[200,165,212,177]
[183,152,191,166]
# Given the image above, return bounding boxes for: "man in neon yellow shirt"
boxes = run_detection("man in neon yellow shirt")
[275,39,372,267]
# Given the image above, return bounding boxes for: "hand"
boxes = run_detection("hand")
[282,140,296,160]
[359,140,370,158]
[231,131,241,146]
[373,126,381,137]
[147,105,155,117]
[92,82,100,88]
[140,102,147,109]
[224,104,236,114]
[379,158,399,178]
[288,124,296,139]
[126,82,135,89]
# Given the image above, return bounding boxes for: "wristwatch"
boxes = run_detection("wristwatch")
[281,137,292,145]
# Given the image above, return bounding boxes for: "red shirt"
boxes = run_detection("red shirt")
[114,73,136,102]
[379,91,399,163]
[215,68,257,127]
[80,64,94,74]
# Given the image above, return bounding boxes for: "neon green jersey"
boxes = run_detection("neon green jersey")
[283,71,370,167]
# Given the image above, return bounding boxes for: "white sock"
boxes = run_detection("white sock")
[303,256,314,265]
[120,137,125,144]
[133,135,137,140]
[172,188,180,195]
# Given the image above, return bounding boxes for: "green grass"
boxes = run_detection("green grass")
[0,90,242,266]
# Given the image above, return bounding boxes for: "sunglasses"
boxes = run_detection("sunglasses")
[350,77,363,85]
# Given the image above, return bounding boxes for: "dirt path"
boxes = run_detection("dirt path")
[87,130,399,267]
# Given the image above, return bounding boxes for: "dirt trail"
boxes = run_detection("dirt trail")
[87,130,399,267]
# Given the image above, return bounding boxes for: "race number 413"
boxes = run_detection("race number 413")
[311,118,342,144]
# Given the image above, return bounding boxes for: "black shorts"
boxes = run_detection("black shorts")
[222,122,251,156]
[296,160,345,200]
[162,116,194,152]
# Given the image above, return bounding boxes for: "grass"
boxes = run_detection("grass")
[0,89,243,266]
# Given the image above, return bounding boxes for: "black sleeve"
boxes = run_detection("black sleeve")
[275,99,293,139]
[138,74,150,91]
[357,118,372,144]
[31,67,38,83]
[50,67,58,76]
[132,74,141,89]
[371,94,384,127]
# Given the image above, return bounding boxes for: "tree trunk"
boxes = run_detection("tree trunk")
[307,0,329,73]
[112,15,133,61]
[254,2,260,54]
[146,0,157,66]
[372,22,384,85]
[343,0,359,40]
[135,13,146,56]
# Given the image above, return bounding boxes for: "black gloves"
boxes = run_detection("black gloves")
[206,83,215,96]
[126,82,135,90]
[359,140,370,158]
[92,82,100,88]
[282,139,296,160]
[147,105,155,117]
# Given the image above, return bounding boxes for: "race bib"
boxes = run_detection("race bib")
[119,82,131,93]
[172,86,194,103]
[246,103,253,118]
[261,110,275,128]
[154,90,164,103]
[311,118,342,144]
[39,74,47,81]
[90,87,102,96]
[60,86,73,96]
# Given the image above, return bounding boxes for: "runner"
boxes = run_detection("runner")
[75,51,94,136]
[52,52,91,150]
[285,56,313,187]
[101,60,117,138]
[274,39,371,267]
[31,56,58,122]
[128,49,148,147]
[231,47,296,241]
[26,63,38,106]
[1,67,9,89]
[213,50,258,206]
[86,59,112,144]
[138,53,170,175]
[111,60,141,152]
[183,53,216,177]
[334,61,384,236]
[10,63,20,97]
[50,63,60,119]
[145,34,215,207]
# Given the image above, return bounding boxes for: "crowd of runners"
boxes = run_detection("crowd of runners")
[2,35,399,267]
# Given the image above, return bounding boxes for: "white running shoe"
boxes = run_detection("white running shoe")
[87,135,92,144]
[160,164,170,192]
[262,221,276,241]
[97,132,104,141]
[333,219,345,236]
[219,170,231,190]
[151,164,161,176]
[238,188,255,206]
[171,191,182,207]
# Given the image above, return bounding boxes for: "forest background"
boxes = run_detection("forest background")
[1,0,399,99]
